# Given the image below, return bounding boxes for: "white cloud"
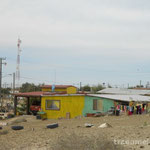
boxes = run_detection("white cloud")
[1,0,150,86]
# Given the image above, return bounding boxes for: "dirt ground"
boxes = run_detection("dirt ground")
[0,114,150,150]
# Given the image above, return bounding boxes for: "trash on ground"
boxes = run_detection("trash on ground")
[98,123,112,128]
[84,123,94,128]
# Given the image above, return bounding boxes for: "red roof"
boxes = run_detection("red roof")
[13,91,68,97]
[13,91,44,97]
[41,85,76,89]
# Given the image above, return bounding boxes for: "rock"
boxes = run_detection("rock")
[0,122,8,126]
[98,123,112,128]
[137,132,140,135]
[62,126,67,129]
[84,123,94,128]
[140,146,144,148]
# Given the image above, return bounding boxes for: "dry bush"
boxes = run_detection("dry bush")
[0,130,8,135]
[51,132,124,150]
[9,118,27,125]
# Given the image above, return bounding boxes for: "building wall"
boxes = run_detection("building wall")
[42,88,66,92]
[82,96,114,116]
[42,87,77,94]
[41,95,84,119]
[102,97,114,112]
[67,87,77,94]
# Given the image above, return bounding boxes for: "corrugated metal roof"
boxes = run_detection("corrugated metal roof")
[97,88,150,95]
[88,94,150,102]
[13,91,84,97]
[13,91,67,97]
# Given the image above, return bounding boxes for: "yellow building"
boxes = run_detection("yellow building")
[40,85,83,119]
[41,85,77,94]
[14,85,85,119]
[41,94,84,119]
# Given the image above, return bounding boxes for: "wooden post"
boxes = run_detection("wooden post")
[26,97,30,115]
[146,103,148,114]
[66,112,70,119]
[14,96,17,115]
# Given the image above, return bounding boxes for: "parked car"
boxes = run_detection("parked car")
[30,100,41,115]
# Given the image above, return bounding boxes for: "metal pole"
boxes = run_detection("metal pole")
[13,72,15,94]
[26,97,30,115]
[0,58,2,109]
[140,80,142,87]
[0,57,6,110]
[80,82,82,91]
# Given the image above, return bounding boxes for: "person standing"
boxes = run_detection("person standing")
[136,105,139,114]
[139,105,142,114]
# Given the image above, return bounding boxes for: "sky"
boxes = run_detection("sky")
[0,0,150,88]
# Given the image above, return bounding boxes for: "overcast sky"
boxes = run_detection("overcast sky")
[1,0,150,88]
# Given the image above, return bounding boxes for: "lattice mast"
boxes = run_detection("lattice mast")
[16,38,22,87]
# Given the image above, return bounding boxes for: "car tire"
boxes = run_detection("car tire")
[11,126,24,130]
[47,123,58,129]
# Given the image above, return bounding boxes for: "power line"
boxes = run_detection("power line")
[19,76,53,84]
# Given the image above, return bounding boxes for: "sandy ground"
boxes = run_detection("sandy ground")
[0,114,150,150]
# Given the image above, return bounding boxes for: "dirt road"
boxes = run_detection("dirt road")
[0,115,150,150]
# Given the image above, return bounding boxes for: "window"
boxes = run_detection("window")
[46,100,60,110]
[93,99,98,110]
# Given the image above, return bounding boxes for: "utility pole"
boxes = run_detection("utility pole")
[16,38,22,88]
[0,57,6,109]
[140,80,142,87]
[80,82,82,91]
[13,72,15,94]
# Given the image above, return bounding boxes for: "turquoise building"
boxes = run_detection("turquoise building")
[82,95,114,116]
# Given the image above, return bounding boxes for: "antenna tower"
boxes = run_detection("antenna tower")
[16,38,22,87]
